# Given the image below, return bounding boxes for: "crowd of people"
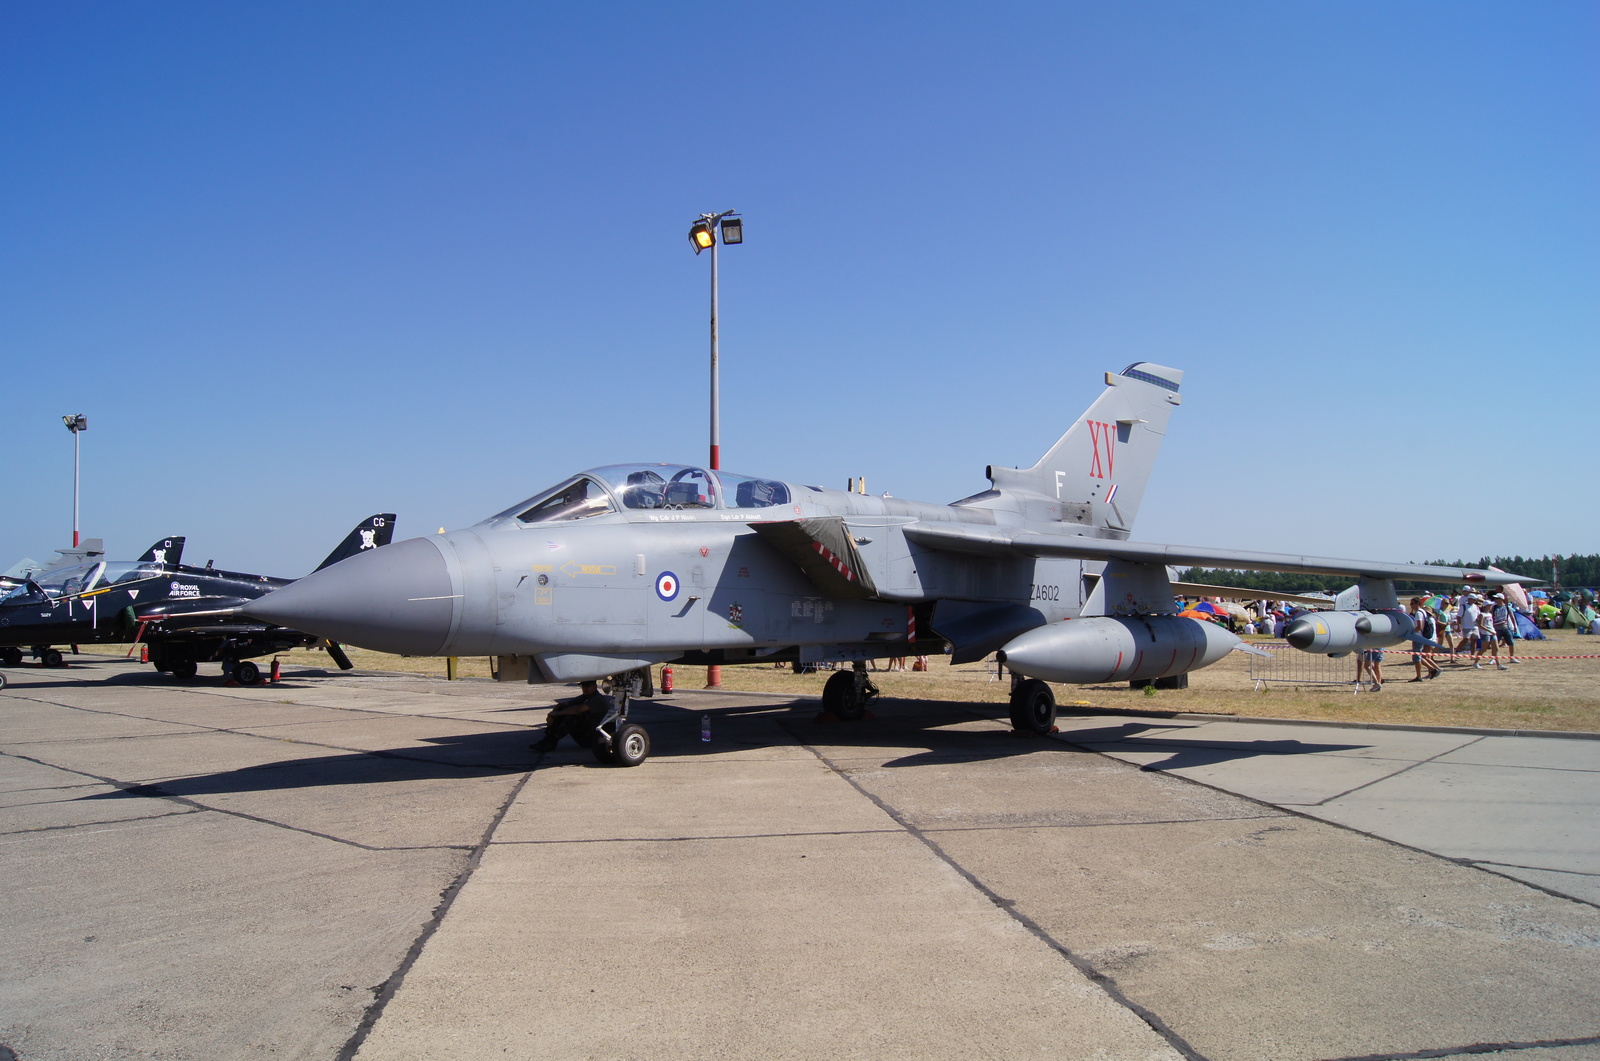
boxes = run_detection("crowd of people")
[1226,588,1599,692]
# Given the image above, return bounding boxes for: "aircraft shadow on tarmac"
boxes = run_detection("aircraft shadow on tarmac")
[776,701,1371,771]
[1052,719,1371,772]
[63,697,1369,803]
[2,666,348,690]
[76,731,538,803]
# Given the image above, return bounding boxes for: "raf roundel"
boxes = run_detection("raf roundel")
[655,571,680,602]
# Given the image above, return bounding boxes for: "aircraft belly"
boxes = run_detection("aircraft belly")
[0,618,97,646]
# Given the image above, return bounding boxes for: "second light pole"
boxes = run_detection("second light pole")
[62,413,87,548]
[688,210,742,472]
[688,209,743,689]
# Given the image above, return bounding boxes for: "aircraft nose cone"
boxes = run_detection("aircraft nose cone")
[244,536,455,656]
[1283,617,1314,650]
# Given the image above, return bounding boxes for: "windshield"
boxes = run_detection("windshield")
[2,562,96,602]
[489,476,617,525]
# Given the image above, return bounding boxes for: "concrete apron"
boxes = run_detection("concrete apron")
[353,691,1600,1061]
[2,659,1597,1061]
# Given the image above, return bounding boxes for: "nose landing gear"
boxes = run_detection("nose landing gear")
[589,667,655,767]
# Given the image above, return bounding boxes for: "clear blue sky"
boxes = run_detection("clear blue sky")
[2,1,1594,577]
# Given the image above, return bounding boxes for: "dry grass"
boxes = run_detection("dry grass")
[282,626,1600,734]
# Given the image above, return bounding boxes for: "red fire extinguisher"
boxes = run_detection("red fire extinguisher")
[662,665,674,692]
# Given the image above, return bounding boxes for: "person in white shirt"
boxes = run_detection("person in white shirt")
[1474,598,1506,671]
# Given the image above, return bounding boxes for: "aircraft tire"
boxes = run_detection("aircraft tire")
[1,647,22,666]
[591,739,616,765]
[612,724,650,767]
[0,671,7,690]
[234,660,262,685]
[822,670,865,721]
[1008,678,1057,735]
[41,648,64,668]
[169,660,198,680]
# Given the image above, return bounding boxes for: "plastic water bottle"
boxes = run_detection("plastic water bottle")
[701,713,711,742]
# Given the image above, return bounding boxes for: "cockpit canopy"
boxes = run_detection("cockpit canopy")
[0,560,164,604]
[486,463,793,526]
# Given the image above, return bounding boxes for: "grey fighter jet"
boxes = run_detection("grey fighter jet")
[245,364,1528,764]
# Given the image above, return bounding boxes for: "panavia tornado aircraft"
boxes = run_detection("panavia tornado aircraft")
[244,364,1527,764]
[0,515,393,684]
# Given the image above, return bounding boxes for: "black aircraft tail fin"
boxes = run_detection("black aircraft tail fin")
[139,537,185,566]
[313,514,397,573]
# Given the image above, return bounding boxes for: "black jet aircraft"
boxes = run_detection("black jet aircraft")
[0,536,184,652]
[0,515,393,684]
[245,364,1530,765]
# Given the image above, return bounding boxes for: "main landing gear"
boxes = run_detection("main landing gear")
[10,646,66,668]
[1008,674,1059,736]
[821,661,879,721]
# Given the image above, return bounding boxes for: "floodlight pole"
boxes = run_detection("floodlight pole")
[689,210,740,688]
[63,414,87,547]
[709,230,720,472]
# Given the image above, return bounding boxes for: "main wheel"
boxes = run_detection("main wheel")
[821,670,875,721]
[1008,678,1057,735]
[234,660,262,685]
[169,659,198,680]
[1,647,22,666]
[591,738,616,765]
[612,723,650,767]
[40,648,64,668]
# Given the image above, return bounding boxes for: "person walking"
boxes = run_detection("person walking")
[1435,595,1458,660]
[1490,594,1521,665]
[1407,597,1442,681]
[1458,594,1484,668]
[1357,646,1385,691]
[1475,597,1507,671]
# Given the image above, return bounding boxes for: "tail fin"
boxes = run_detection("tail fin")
[139,537,185,566]
[987,362,1182,537]
[313,514,397,572]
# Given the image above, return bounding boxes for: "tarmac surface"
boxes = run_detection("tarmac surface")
[2,654,1597,1061]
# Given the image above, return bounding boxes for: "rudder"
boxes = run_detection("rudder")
[314,514,397,572]
[988,362,1182,536]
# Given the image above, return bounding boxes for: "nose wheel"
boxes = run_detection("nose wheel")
[590,668,654,767]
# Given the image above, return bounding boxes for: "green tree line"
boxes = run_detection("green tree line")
[1179,553,1598,596]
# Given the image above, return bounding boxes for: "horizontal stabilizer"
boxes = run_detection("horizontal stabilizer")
[750,519,879,600]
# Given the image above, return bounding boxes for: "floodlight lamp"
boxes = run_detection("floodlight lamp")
[719,217,743,244]
[689,222,716,253]
[63,414,87,432]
